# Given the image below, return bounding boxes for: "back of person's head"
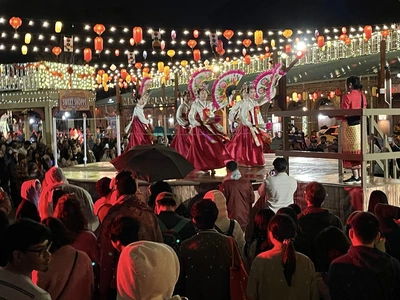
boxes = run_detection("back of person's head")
[268,214,297,287]
[53,194,87,236]
[315,226,351,272]
[0,219,50,265]
[148,181,173,208]
[192,199,219,230]
[116,171,137,196]
[350,212,380,245]
[226,160,238,172]
[305,181,326,207]
[109,216,140,247]
[96,177,112,197]
[254,208,275,237]
[42,217,71,253]
[45,166,66,186]
[155,192,177,207]
[117,241,180,299]
[277,207,298,225]
[288,203,301,215]
[273,157,287,173]
[367,190,388,214]
[346,76,363,90]
[204,190,228,219]
[186,192,207,217]
[345,211,361,238]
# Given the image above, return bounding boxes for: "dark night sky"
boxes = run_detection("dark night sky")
[2,0,400,29]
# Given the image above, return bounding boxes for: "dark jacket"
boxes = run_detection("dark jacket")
[157,211,196,242]
[329,246,400,300]
[375,204,400,261]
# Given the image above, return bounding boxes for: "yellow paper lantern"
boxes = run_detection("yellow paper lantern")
[282,29,293,39]
[21,45,28,55]
[271,39,276,48]
[302,91,309,100]
[327,41,332,47]
[161,76,166,85]
[164,66,170,77]
[55,21,63,33]
[158,62,165,72]
[126,74,131,83]
[102,73,109,83]
[254,30,263,46]
[231,60,239,65]
[167,50,175,59]
[292,92,298,101]
[372,87,378,97]
[181,60,188,67]
[24,33,31,44]
[104,84,109,92]
[96,75,102,84]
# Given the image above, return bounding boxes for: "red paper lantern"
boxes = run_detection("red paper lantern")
[345,37,351,46]
[83,48,92,62]
[133,27,143,44]
[93,24,105,36]
[94,37,103,52]
[312,92,318,100]
[9,17,22,31]
[242,39,252,48]
[187,39,197,49]
[193,49,201,61]
[382,30,389,38]
[364,26,372,39]
[143,67,150,73]
[98,69,105,76]
[193,30,199,38]
[285,44,291,53]
[115,49,120,56]
[317,36,325,48]
[52,46,62,56]
[339,34,348,41]
[216,40,224,53]
[265,52,271,58]
[120,68,128,79]
[244,55,251,65]
[223,30,234,40]
[134,62,142,69]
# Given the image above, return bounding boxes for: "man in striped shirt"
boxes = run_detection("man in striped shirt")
[0,219,52,299]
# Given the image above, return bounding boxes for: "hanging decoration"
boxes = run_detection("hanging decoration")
[63,36,73,52]
[133,27,143,44]
[193,30,199,38]
[115,49,120,56]
[282,29,293,39]
[244,55,251,65]
[21,45,28,55]
[151,30,161,48]
[242,39,252,48]
[209,32,218,49]
[93,24,106,36]
[171,30,176,40]
[187,39,197,49]
[193,49,201,61]
[127,52,135,64]
[223,30,234,40]
[167,49,175,59]
[242,48,247,56]
[254,30,263,46]
[24,33,32,44]
[52,46,62,56]
[83,48,92,62]
[160,40,166,50]
[317,36,325,48]
[55,21,63,33]
[364,25,372,39]
[143,50,147,60]
[94,36,103,52]
[9,17,22,32]
[158,62,164,72]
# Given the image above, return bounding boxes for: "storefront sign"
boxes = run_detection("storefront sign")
[59,89,90,111]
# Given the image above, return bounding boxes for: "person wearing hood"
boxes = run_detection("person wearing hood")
[219,161,254,232]
[15,179,41,222]
[204,190,245,255]
[329,212,400,300]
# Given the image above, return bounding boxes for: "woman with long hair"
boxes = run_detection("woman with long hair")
[247,214,319,300]
[170,91,192,158]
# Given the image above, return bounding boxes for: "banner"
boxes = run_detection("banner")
[59,89,90,111]
[64,36,73,52]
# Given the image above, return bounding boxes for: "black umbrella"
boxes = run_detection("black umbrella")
[111,145,194,182]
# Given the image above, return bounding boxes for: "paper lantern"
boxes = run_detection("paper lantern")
[143,51,147,59]
[271,39,276,48]
[158,62,165,72]
[364,26,372,39]
[161,40,166,50]
[164,66,170,77]
[98,69,105,76]
[193,49,201,61]
[120,68,128,79]
[135,62,142,69]
[55,21,63,33]
[382,30,389,38]
[254,30,263,46]
[223,30,234,40]
[130,38,135,46]
[24,33,32,44]
[242,39,252,48]
[133,27,143,44]
[126,75,131,83]
[315,30,319,38]
[104,84,109,92]
[171,30,176,40]
[83,48,92,62]
[94,37,103,52]
[115,49,120,56]
[312,92,318,100]
[21,45,28,55]
[292,92,298,101]
[9,17,22,31]
[342,27,347,34]
[193,30,199,38]
[283,29,293,39]
[167,49,175,59]
[339,34,347,41]
[217,49,225,56]
[259,54,264,61]
[52,46,62,56]
[302,92,308,100]
[265,52,271,58]
[265,46,269,52]
[181,60,188,67]
[242,48,247,56]
[102,73,109,82]
[317,36,325,48]
[216,40,224,53]
[285,44,291,53]
[187,39,197,49]
[345,37,351,46]
[244,55,251,65]
[93,24,105,36]
[96,75,102,84]
[143,67,150,73]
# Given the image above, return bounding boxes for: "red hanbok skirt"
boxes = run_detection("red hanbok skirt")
[127,117,153,151]
[227,125,265,166]
[187,124,232,171]
[171,126,192,158]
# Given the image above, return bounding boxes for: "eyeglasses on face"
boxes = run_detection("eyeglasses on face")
[25,241,52,256]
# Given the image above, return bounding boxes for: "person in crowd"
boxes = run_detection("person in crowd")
[53,194,100,265]
[92,138,103,162]
[219,160,255,232]
[258,157,298,213]
[329,212,400,299]
[288,203,302,214]
[244,208,275,272]
[16,153,29,193]
[0,219,52,299]
[7,148,19,208]
[327,138,338,153]
[28,162,45,182]
[204,190,245,254]
[0,187,11,216]
[32,218,94,300]
[0,149,10,195]
[308,139,324,152]
[101,144,115,162]
[314,227,351,300]
[15,179,41,222]
[154,192,196,243]
[18,140,31,156]
[341,75,367,184]
[318,136,328,152]
[148,180,173,209]
[98,171,162,299]
[247,214,319,300]
[178,199,236,300]
[93,177,113,223]
[367,190,388,214]
[39,166,98,231]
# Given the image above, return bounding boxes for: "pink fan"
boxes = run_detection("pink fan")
[253,64,286,100]
[139,77,153,95]
[188,69,213,100]
[211,70,245,109]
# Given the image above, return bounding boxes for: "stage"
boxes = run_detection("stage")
[62,154,400,223]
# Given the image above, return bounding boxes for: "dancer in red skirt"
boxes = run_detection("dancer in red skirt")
[170,91,191,157]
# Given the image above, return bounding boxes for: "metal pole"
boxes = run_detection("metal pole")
[52,117,58,167]
[83,114,87,167]
[116,115,122,156]
[163,115,168,146]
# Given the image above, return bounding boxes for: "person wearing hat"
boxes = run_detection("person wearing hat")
[155,192,196,243]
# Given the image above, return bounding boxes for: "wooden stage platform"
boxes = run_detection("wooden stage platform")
[62,154,400,223]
